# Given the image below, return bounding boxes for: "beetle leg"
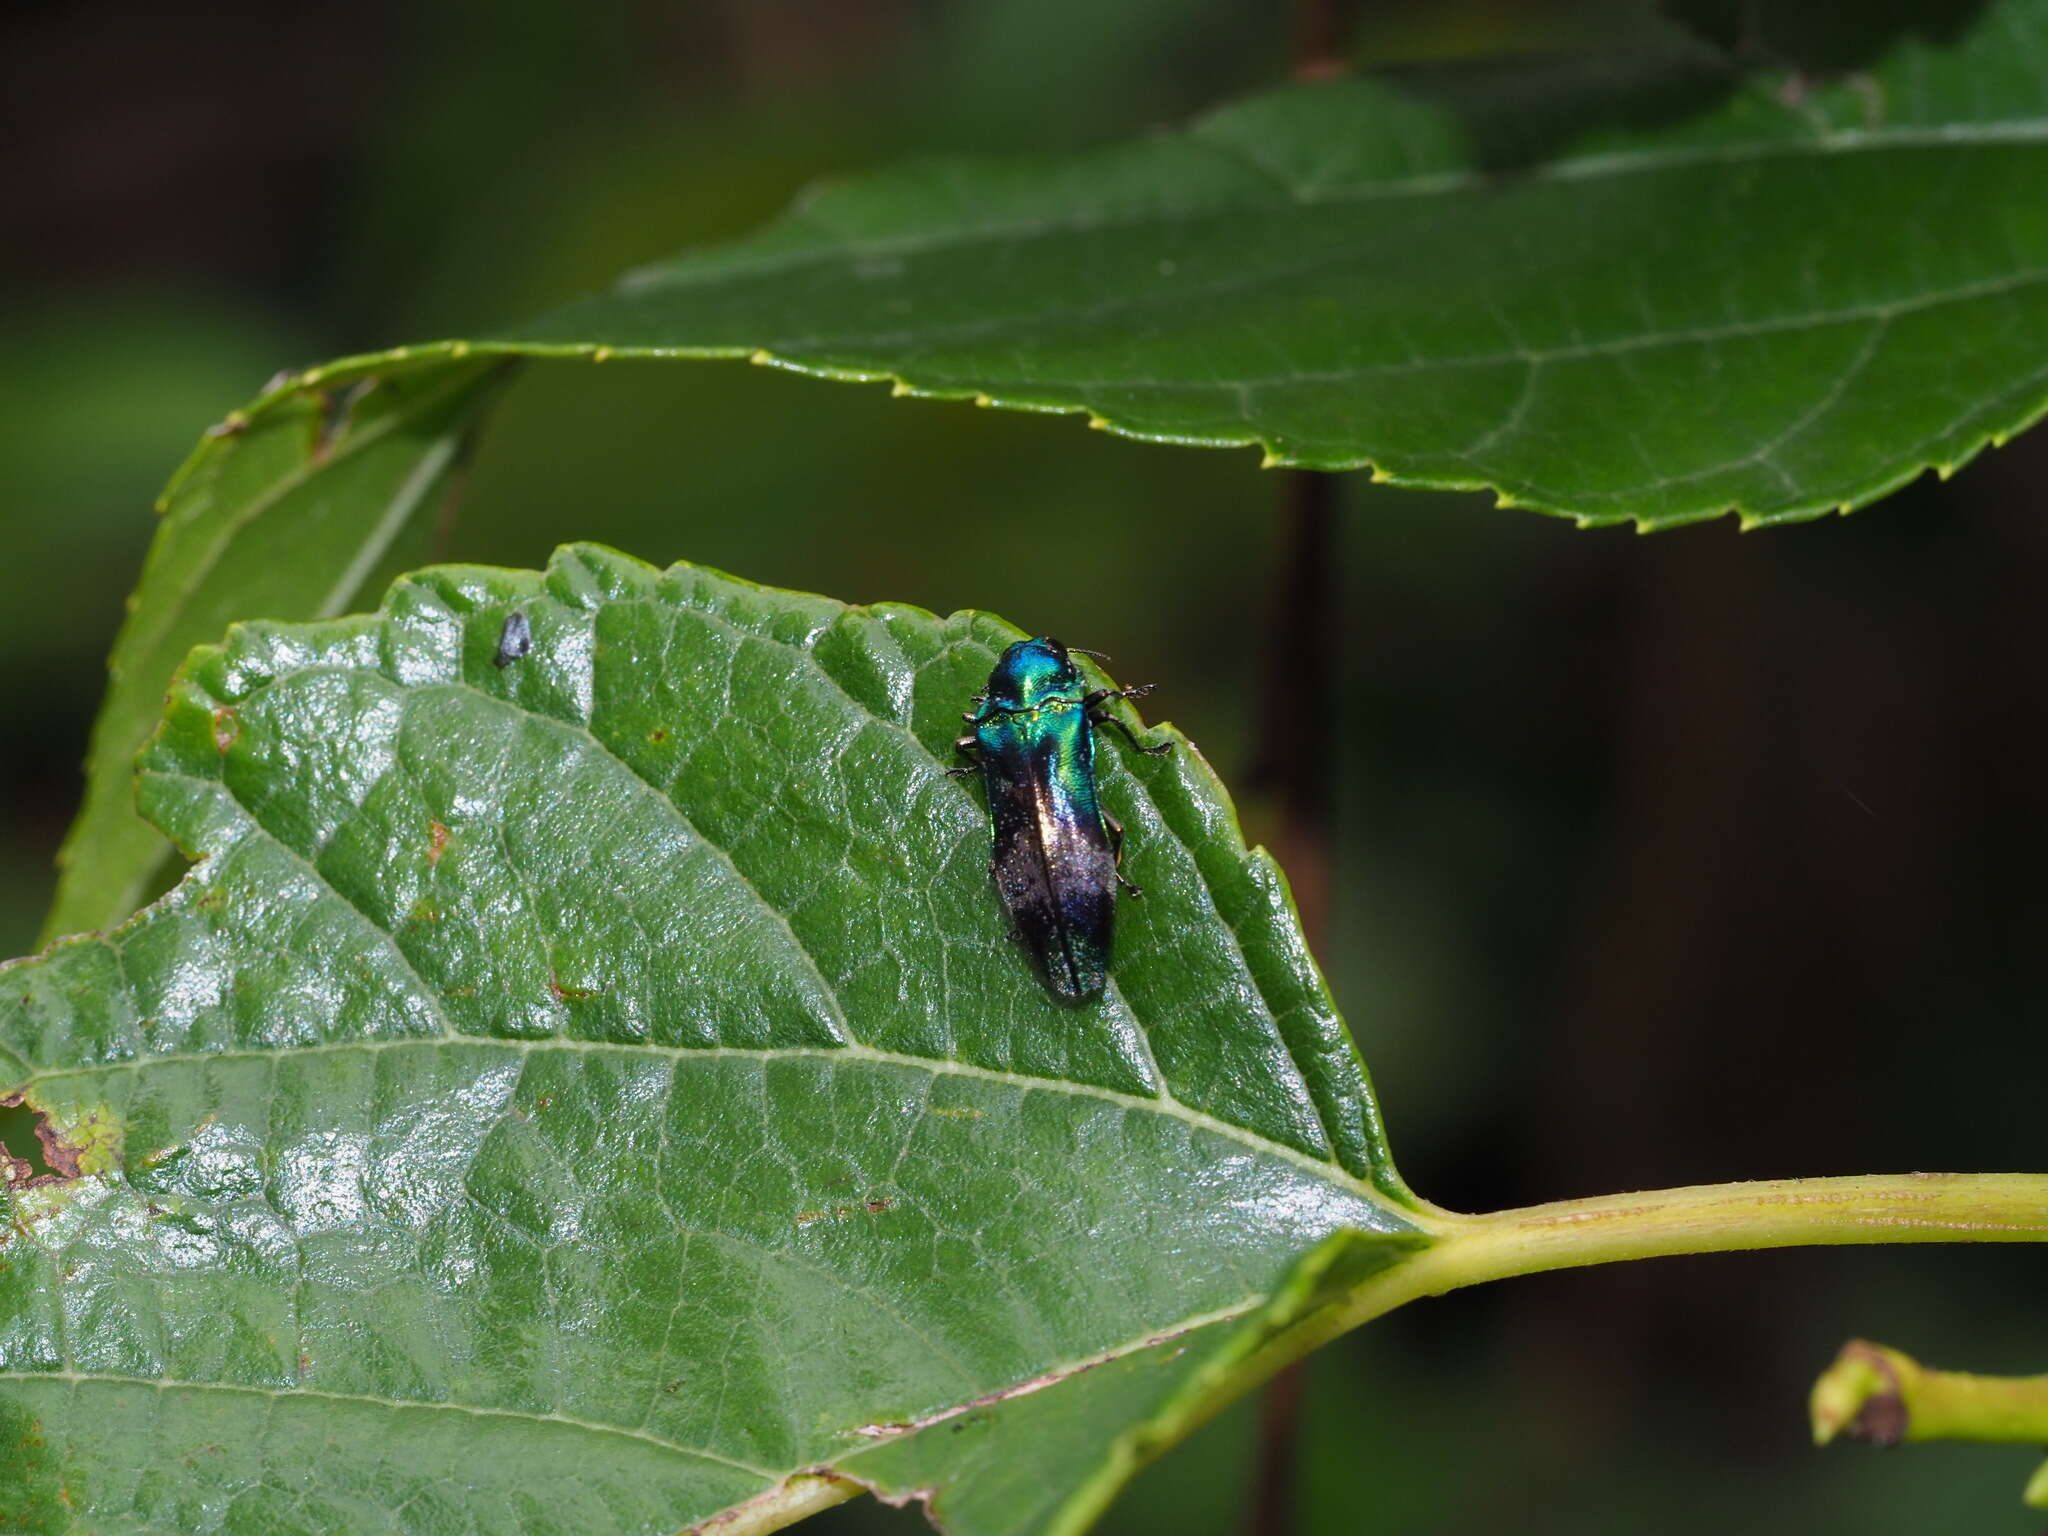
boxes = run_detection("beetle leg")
[1103,811,1146,897]
[1082,682,1155,708]
[1091,713,1171,756]
[947,737,983,778]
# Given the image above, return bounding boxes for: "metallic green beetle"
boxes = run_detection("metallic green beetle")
[951,637,1168,1003]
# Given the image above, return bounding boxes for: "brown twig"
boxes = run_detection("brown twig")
[1243,4,1359,1527]
[1249,469,1339,953]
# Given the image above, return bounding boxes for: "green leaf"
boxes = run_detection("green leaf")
[0,546,1426,1535]
[41,362,505,945]
[198,0,2048,535]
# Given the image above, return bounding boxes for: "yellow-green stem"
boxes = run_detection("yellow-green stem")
[1172,1172,2048,1448]
[1813,1340,2048,1446]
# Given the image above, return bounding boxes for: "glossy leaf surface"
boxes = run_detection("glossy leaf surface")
[0,546,1422,1535]
[42,363,505,944]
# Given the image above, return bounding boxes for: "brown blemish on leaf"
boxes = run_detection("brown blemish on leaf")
[648,728,670,744]
[210,707,240,753]
[427,819,451,865]
[0,1095,82,1187]
[549,972,601,1003]
[795,1197,896,1228]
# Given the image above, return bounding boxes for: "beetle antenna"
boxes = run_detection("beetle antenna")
[1067,645,1111,661]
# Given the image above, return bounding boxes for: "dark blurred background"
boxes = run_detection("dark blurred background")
[5,0,2044,1530]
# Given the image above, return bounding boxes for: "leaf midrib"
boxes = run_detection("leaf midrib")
[9,1035,1392,1211]
[0,1370,779,1478]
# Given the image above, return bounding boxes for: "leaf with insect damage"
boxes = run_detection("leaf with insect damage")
[0,545,1429,1536]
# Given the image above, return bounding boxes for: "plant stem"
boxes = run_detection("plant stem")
[1251,471,1338,953]
[1381,1172,2048,1317]
[1199,1174,2048,1436]
[1241,474,1337,1536]
[1812,1339,2048,1446]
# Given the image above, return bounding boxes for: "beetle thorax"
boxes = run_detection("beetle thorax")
[984,637,1081,712]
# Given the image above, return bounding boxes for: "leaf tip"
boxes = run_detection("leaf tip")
[2025,1458,2048,1510]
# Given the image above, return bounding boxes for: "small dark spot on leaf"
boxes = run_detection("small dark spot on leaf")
[864,1198,894,1213]
[663,1379,682,1394]
[427,819,451,865]
[310,379,377,461]
[648,728,670,744]
[210,707,240,753]
[535,1096,553,1111]
[494,610,532,668]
